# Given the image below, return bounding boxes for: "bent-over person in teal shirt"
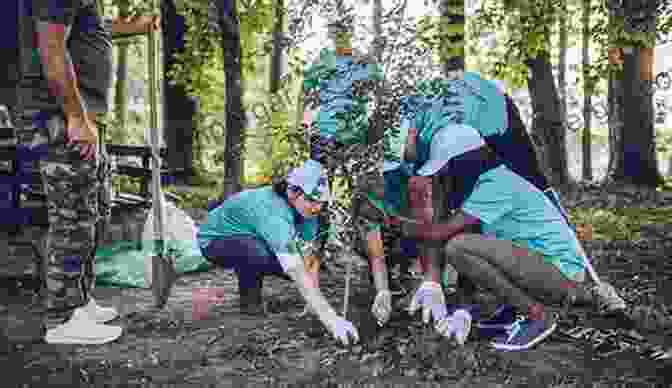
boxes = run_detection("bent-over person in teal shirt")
[197,160,359,346]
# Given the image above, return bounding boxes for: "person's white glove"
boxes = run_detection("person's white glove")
[408,281,448,324]
[435,309,472,345]
[371,289,392,326]
[325,316,360,346]
[299,303,315,317]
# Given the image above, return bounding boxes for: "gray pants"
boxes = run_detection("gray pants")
[443,233,592,313]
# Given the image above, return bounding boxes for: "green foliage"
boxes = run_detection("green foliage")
[164,184,221,209]
[246,48,309,183]
[416,13,465,65]
[568,206,672,241]
[165,0,275,178]
[111,175,143,196]
[469,0,672,90]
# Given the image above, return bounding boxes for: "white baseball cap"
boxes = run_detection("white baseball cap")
[286,159,332,202]
[416,124,486,176]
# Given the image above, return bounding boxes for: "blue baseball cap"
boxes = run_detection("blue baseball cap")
[286,159,332,202]
[416,124,485,176]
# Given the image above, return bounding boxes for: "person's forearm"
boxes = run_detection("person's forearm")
[366,230,389,291]
[303,254,321,289]
[36,25,87,120]
[111,17,154,35]
[403,134,417,162]
[287,264,338,325]
[407,213,481,242]
[421,253,442,284]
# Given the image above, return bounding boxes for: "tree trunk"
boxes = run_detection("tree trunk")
[527,53,570,188]
[161,0,197,182]
[581,0,592,180]
[218,0,245,197]
[269,0,284,94]
[114,0,130,131]
[367,0,384,146]
[424,0,463,282]
[557,0,567,122]
[618,46,661,185]
[607,46,625,178]
[269,0,284,174]
[607,0,661,187]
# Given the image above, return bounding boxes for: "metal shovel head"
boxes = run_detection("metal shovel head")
[152,254,177,309]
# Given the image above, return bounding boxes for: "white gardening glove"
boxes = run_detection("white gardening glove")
[299,303,315,317]
[435,309,472,345]
[325,316,360,346]
[408,281,448,324]
[371,289,392,326]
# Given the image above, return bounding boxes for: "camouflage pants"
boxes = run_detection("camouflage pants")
[21,110,109,312]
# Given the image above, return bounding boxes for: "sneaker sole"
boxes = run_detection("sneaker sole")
[93,311,119,324]
[477,322,515,330]
[491,321,558,351]
[45,336,121,345]
[44,329,123,345]
[152,255,177,309]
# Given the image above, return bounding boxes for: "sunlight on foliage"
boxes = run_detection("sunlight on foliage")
[568,206,672,241]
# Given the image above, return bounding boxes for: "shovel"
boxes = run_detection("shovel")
[147,23,176,309]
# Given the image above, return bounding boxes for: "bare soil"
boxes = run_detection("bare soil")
[1,185,672,387]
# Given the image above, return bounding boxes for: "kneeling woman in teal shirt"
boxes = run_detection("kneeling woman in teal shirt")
[197,160,359,346]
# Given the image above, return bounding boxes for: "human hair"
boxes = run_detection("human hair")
[272,179,305,201]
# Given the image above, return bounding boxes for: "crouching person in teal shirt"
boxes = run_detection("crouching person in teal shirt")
[197,160,359,346]
[402,124,626,351]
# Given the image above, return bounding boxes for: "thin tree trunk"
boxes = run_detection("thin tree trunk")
[527,51,570,188]
[557,0,567,122]
[218,0,245,197]
[581,0,592,180]
[161,0,197,182]
[607,45,625,179]
[269,0,284,94]
[114,0,130,131]
[269,0,284,175]
[424,0,463,280]
[367,0,384,146]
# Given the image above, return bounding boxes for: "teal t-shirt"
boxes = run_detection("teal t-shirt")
[197,187,319,271]
[304,48,384,145]
[461,165,585,281]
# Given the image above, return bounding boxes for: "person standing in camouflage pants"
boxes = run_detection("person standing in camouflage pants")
[20,0,123,344]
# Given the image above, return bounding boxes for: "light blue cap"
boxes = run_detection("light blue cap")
[416,124,485,176]
[286,159,332,202]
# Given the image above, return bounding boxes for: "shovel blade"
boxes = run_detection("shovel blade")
[152,255,177,309]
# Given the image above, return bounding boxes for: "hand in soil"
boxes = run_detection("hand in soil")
[372,290,392,326]
[326,316,360,346]
[408,281,448,324]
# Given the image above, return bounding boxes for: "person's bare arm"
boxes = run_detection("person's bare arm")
[403,127,418,162]
[366,229,389,292]
[35,21,87,123]
[111,15,159,36]
[406,210,481,242]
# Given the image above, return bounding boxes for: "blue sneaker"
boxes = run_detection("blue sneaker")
[476,305,516,337]
[491,315,557,351]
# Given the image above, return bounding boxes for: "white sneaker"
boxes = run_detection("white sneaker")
[45,308,123,345]
[77,298,119,323]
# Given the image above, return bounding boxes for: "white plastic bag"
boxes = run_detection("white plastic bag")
[142,195,201,287]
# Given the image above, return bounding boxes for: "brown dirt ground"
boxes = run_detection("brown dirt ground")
[1,185,672,387]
